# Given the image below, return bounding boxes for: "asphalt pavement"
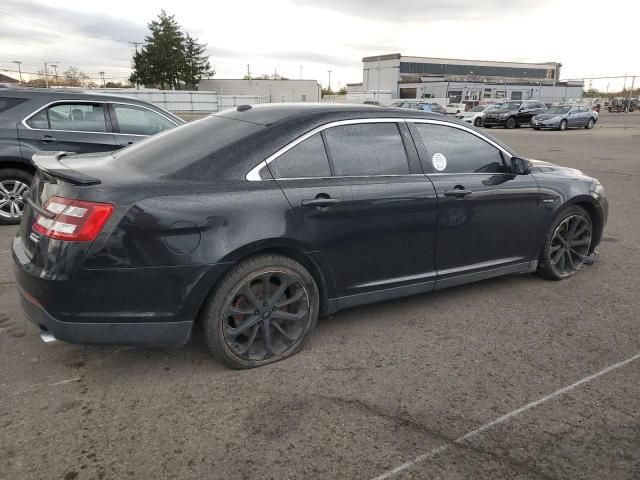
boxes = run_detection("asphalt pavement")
[1,111,639,480]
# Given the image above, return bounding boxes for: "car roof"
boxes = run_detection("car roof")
[0,87,154,104]
[215,102,443,126]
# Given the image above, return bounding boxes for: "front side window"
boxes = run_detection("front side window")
[113,104,175,136]
[48,103,106,132]
[323,123,410,176]
[271,133,331,178]
[414,123,505,174]
[27,103,106,132]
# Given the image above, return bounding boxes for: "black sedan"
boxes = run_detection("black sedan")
[532,105,598,131]
[0,88,184,225]
[13,104,608,369]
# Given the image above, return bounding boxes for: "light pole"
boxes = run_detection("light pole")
[12,61,23,84]
[99,72,106,88]
[50,64,58,86]
[327,70,332,94]
[43,61,58,88]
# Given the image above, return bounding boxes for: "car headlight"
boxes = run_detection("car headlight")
[591,182,605,199]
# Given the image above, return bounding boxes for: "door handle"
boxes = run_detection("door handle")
[41,135,57,143]
[444,188,472,198]
[301,196,341,208]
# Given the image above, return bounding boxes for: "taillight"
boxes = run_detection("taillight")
[32,196,114,242]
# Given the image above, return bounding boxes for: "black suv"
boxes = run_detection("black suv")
[0,88,183,224]
[483,100,546,129]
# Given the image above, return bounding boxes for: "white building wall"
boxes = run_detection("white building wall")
[199,79,321,102]
[362,57,400,95]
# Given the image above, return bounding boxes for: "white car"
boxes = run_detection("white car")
[455,105,498,127]
[446,103,465,114]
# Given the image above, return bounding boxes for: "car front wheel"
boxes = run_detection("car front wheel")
[474,117,482,127]
[0,169,33,226]
[559,119,568,131]
[585,118,595,129]
[505,117,517,129]
[537,206,592,280]
[201,254,320,368]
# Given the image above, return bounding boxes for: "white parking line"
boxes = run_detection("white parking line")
[9,377,81,397]
[371,352,640,480]
[0,250,9,255]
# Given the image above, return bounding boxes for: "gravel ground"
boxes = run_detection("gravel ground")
[1,111,639,480]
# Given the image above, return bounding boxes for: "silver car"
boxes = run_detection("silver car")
[532,105,598,131]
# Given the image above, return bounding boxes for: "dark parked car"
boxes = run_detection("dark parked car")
[13,104,607,369]
[0,88,184,225]
[483,100,546,129]
[532,105,598,131]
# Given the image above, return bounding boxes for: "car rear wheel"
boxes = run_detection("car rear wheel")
[474,117,482,127]
[505,117,517,129]
[585,118,595,129]
[537,206,592,280]
[559,119,568,131]
[201,254,319,369]
[0,169,33,226]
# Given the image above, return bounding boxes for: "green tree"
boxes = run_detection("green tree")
[130,10,185,89]
[181,34,214,89]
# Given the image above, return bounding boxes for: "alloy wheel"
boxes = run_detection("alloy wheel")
[549,214,591,278]
[0,179,29,221]
[223,271,310,361]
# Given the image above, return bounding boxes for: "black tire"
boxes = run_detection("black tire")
[0,168,33,226]
[537,205,593,281]
[558,119,567,131]
[484,125,492,128]
[505,117,517,129]
[533,127,541,130]
[201,254,320,369]
[474,117,482,127]
[585,118,595,129]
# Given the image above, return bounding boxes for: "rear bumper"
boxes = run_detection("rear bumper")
[19,289,192,346]
[12,233,229,346]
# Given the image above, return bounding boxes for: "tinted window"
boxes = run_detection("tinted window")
[323,123,410,176]
[415,124,505,174]
[113,115,263,176]
[47,103,106,132]
[271,133,331,178]
[113,104,175,135]
[0,97,27,114]
[27,109,49,129]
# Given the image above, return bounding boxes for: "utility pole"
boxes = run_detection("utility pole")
[12,61,23,84]
[327,70,332,94]
[51,64,58,86]
[44,62,50,88]
[99,72,106,88]
[300,65,302,80]
[246,64,251,79]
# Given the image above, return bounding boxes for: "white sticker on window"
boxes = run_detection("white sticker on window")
[432,152,447,171]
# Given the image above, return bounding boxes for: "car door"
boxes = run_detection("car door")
[108,103,178,147]
[408,120,540,289]
[271,120,438,303]
[566,107,580,127]
[17,101,117,157]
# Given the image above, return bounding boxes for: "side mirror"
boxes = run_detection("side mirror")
[510,156,531,175]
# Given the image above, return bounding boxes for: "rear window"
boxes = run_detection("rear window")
[0,97,27,114]
[111,115,263,175]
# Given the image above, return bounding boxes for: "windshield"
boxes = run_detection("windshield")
[112,115,263,175]
[470,106,486,112]
[547,106,571,114]
[496,102,522,110]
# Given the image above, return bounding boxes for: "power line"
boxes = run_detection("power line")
[0,11,142,45]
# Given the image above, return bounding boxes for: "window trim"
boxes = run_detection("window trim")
[246,118,513,181]
[21,99,180,136]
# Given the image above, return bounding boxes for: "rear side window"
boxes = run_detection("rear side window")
[0,97,27,114]
[271,133,331,178]
[323,123,410,176]
[113,104,175,135]
[414,123,505,174]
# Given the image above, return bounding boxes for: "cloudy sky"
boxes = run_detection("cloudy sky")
[1,0,638,91]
